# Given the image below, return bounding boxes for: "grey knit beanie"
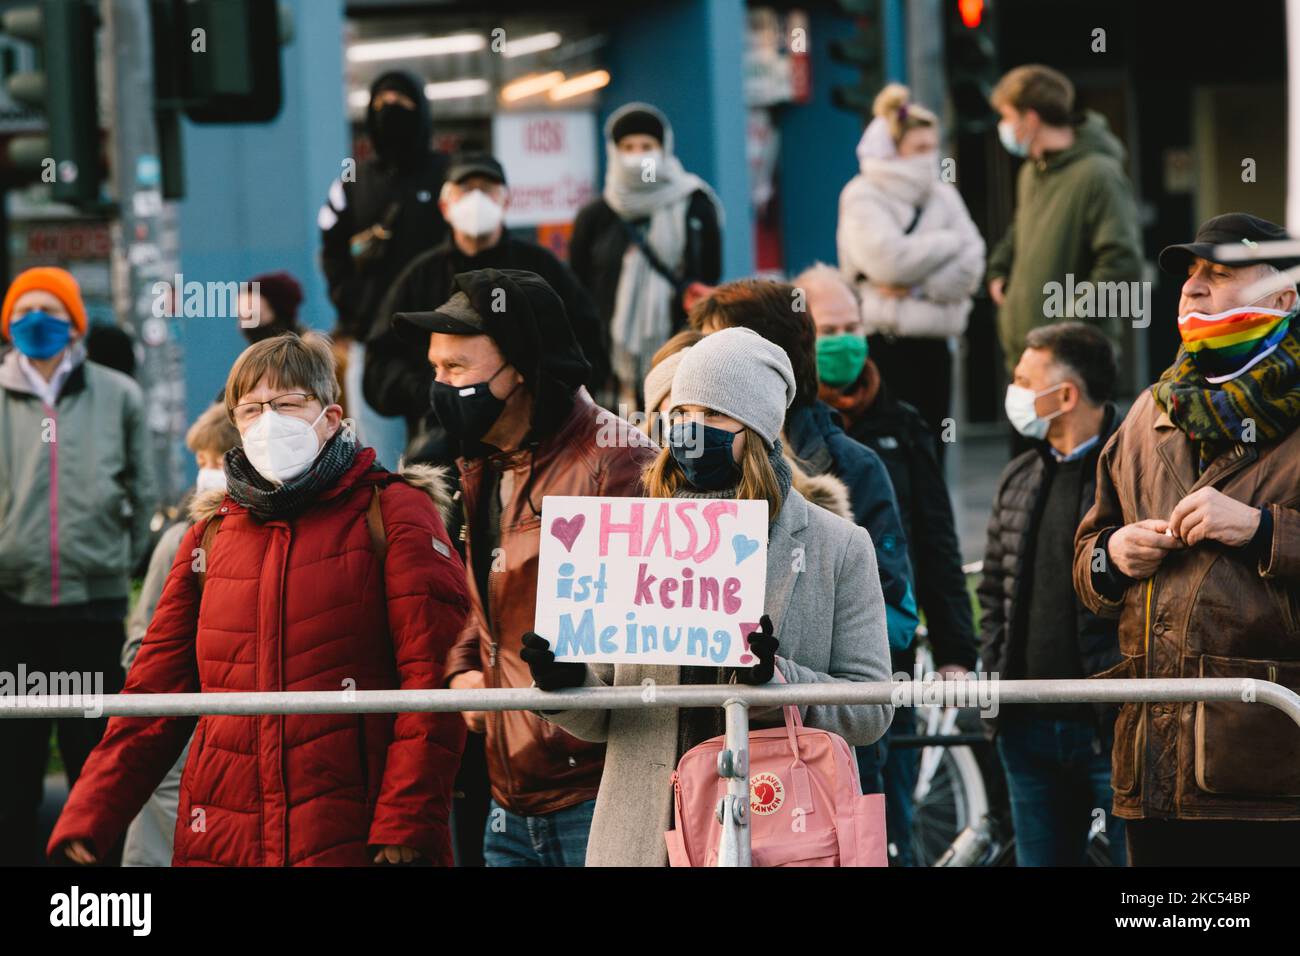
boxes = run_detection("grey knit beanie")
[643,348,689,414]
[670,327,796,447]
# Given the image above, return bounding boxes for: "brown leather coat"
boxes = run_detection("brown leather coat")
[445,391,658,815]
[1074,390,1300,821]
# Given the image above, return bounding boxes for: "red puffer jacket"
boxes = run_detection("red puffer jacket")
[47,448,470,866]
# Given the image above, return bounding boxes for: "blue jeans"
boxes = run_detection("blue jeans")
[482,798,595,867]
[856,719,918,866]
[995,716,1127,866]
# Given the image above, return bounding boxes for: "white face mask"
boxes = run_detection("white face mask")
[195,467,227,495]
[1005,382,1066,439]
[240,407,327,484]
[447,189,504,238]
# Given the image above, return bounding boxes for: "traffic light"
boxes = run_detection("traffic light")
[946,0,998,133]
[2,0,104,205]
[172,0,284,123]
[829,0,884,117]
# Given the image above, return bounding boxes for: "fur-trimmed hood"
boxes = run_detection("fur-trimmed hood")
[796,470,852,521]
[189,462,457,526]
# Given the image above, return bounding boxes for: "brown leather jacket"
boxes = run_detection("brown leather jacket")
[445,390,658,815]
[1074,390,1300,821]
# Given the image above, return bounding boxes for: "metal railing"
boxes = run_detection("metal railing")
[4,678,1299,867]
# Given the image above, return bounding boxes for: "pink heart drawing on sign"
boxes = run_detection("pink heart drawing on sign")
[737,621,760,665]
[550,514,586,552]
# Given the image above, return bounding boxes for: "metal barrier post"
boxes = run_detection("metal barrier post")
[715,697,751,867]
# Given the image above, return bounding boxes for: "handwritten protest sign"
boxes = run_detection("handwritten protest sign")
[534,496,769,667]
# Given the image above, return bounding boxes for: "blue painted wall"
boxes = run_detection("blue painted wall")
[174,0,347,471]
[777,5,908,276]
[600,0,754,280]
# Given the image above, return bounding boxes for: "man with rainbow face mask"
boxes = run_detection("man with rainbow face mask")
[1073,213,1300,866]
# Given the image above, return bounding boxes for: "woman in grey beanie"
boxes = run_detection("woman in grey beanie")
[523,326,894,866]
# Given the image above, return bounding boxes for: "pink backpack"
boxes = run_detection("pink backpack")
[665,681,889,867]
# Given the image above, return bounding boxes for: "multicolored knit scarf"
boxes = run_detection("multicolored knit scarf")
[224,433,359,520]
[1177,305,1291,383]
[1152,320,1300,473]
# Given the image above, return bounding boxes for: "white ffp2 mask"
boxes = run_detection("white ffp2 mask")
[195,467,227,495]
[1005,383,1066,440]
[447,189,504,238]
[240,407,327,484]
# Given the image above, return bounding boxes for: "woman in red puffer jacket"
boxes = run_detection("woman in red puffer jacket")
[48,334,470,866]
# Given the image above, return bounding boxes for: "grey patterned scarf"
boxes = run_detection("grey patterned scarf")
[224,433,359,521]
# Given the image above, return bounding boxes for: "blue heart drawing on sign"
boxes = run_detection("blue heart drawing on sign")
[732,534,759,565]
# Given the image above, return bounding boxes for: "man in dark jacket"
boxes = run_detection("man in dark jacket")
[800,264,976,865]
[318,70,449,468]
[364,152,609,458]
[979,321,1125,866]
[397,268,657,866]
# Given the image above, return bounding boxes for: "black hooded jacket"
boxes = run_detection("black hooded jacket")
[318,71,450,340]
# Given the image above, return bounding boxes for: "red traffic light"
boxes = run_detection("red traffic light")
[958,0,984,28]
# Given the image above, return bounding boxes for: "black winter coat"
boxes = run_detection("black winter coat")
[842,386,978,671]
[977,404,1122,730]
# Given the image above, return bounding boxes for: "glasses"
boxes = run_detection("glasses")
[232,393,316,427]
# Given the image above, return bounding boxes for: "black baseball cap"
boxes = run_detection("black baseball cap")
[446,151,506,186]
[394,291,484,335]
[1158,212,1300,274]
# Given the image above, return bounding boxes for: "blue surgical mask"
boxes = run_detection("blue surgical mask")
[8,310,71,360]
[997,120,1030,158]
[669,421,740,491]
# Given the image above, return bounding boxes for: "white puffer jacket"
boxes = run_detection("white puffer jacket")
[836,156,985,338]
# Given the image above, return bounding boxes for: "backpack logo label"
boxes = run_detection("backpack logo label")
[750,772,785,815]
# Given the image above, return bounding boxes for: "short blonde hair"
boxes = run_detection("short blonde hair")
[224,332,338,422]
[873,83,937,144]
[642,425,784,521]
[186,402,240,455]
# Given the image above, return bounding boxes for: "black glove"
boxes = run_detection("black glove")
[737,615,778,685]
[519,632,588,691]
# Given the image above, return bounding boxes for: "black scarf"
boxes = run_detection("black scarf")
[224,433,359,521]
[673,440,792,758]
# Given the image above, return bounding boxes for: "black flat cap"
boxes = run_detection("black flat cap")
[446,151,506,186]
[1158,212,1300,274]
[394,290,484,335]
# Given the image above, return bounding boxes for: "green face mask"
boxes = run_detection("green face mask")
[816,333,868,388]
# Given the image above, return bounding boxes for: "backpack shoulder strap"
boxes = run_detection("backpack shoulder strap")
[367,484,388,565]
[197,515,224,592]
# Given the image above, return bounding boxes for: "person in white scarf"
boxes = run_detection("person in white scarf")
[600,103,723,404]
[835,83,984,444]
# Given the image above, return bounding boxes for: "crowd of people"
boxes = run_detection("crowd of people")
[1,61,1298,869]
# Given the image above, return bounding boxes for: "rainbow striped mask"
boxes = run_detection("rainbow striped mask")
[1177,305,1292,383]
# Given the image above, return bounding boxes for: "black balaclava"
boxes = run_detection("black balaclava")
[366,71,432,167]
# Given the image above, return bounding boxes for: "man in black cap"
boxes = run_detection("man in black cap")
[1074,212,1300,866]
[363,151,610,458]
[400,268,656,867]
[318,70,450,469]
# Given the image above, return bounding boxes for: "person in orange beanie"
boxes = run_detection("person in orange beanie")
[0,265,157,865]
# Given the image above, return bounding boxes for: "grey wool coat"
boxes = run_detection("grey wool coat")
[541,487,894,867]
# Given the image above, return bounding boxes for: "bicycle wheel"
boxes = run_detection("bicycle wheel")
[911,739,988,867]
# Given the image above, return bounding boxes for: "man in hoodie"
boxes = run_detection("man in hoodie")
[363,152,610,459]
[396,269,657,866]
[986,64,1142,382]
[318,71,449,466]
[0,267,156,865]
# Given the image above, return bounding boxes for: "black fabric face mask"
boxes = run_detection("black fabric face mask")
[429,365,513,444]
[371,103,421,159]
[669,421,741,490]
